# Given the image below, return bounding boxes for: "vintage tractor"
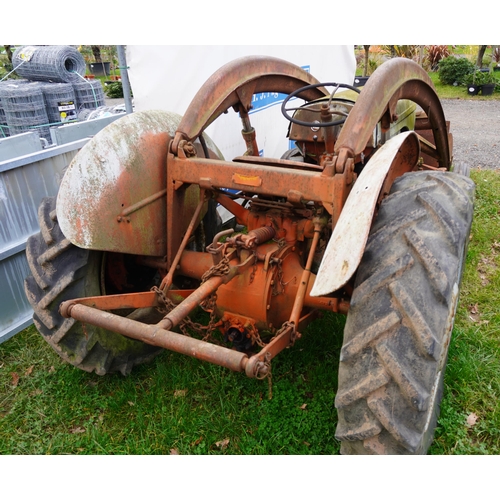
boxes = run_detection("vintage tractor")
[24,55,475,454]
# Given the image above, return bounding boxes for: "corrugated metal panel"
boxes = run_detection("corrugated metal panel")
[0,139,89,343]
[0,132,42,162]
[50,113,124,145]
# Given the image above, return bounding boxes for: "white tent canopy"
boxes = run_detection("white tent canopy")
[126,45,356,159]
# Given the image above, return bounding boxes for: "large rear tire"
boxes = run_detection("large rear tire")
[24,197,162,375]
[335,171,475,454]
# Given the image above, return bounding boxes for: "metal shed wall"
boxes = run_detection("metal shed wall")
[0,137,89,343]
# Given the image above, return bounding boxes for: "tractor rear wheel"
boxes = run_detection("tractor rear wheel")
[24,197,163,375]
[335,170,475,454]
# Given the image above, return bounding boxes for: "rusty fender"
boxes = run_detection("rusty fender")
[56,110,221,257]
[171,55,328,154]
[311,131,421,297]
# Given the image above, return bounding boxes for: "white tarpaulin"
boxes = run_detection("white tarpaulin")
[127,45,356,160]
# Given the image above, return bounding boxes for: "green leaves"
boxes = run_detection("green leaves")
[438,56,475,85]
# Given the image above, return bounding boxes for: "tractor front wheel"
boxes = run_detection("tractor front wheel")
[335,170,475,454]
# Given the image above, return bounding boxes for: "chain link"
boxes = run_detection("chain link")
[153,255,231,339]
[200,255,230,282]
[153,251,295,399]
[256,352,273,399]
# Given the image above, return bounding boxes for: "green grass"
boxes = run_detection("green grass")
[430,169,500,454]
[429,70,500,100]
[1,170,500,455]
[0,312,345,455]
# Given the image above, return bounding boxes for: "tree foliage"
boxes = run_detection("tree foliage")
[425,45,450,71]
[381,45,420,59]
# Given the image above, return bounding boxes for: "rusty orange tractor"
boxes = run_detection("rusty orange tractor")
[25,56,475,454]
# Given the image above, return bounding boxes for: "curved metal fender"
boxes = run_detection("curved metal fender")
[334,58,450,169]
[310,131,420,297]
[171,55,329,154]
[57,110,220,257]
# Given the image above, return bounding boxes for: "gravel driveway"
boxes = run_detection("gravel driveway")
[441,99,500,170]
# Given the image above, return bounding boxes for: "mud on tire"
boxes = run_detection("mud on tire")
[24,197,162,375]
[335,171,475,454]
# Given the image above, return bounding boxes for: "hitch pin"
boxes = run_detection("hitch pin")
[207,228,234,264]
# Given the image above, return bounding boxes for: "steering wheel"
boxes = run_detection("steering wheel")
[281,82,361,128]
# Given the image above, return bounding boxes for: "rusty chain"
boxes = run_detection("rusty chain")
[257,352,273,400]
[153,255,231,339]
[272,238,287,296]
[200,255,230,282]
[152,250,295,395]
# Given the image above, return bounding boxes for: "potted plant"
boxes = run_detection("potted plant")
[464,69,497,96]
[479,68,497,95]
[463,71,481,95]
[79,45,112,77]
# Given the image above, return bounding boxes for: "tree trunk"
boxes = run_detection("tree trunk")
[91,45,102,63]
[363,45,370,77]
[492,45,499,65]
[4,45,13,63]
[418,45,424,66]
[476,45,487,68]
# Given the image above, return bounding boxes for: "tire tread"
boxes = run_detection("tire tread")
[25,197,161,375]
[335,171,475,454]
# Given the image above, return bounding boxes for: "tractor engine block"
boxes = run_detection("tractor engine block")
[178,203,339,351]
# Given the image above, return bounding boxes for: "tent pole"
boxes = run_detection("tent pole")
[117,45,133,114]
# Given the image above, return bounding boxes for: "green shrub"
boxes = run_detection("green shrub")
[105,81,132,99]
[438,56,475,85]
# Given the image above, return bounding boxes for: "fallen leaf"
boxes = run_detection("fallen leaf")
[466,413,478,427]
[174,389,187,398]
[69,426,86,434]
[25,365,34,376]
[191,436,203,446]
[170,449,180,455]
[215,438,230,450]
[48,366,55,373]
[10,372,19,387]
[300,403,308,410]
[469,303,481,322]
[127,401,135,406]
